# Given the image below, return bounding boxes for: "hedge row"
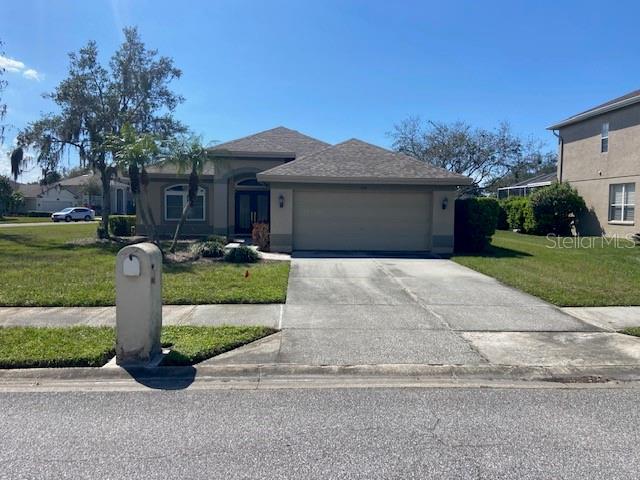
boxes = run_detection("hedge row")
[27,211,52,218]
[498,183,586,236]
[454,197,500,253]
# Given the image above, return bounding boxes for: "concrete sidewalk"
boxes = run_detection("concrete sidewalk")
[0,305,282,328]
[561,306,640,331]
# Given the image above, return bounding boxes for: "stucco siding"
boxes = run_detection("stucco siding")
[559,102,640,236]
[568,176,639,236]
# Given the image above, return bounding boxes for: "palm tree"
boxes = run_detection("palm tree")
[165,136,209,253]
[106,124,160,241]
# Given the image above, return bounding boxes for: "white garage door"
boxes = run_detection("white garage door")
[38,200,75,212]
[293,188,432,251]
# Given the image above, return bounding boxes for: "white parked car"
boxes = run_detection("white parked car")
[51,207,95,222]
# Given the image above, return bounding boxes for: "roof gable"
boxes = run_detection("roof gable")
[209,126,330,158]
[258,138,471,186]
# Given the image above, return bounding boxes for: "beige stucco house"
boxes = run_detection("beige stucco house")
[548,90,640,236]
[141,127,471,253]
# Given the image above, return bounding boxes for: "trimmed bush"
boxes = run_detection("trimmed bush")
[223,245,259,263]
[27,211,52,218]
[454,197,500,253]
[191,240,225,259]
[251,223,270,251]
[108,215,136,236]
[528,183,586,236]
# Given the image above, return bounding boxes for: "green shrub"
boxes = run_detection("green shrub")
[206,235,228,244]
[528,183,586,236]
[96,225,108,239]
[496,201,508,230]
[108,215,136,236]
[223,245,259,263]
[454,197,500,253]
[501,196,536,233]
[27,211,52,218]
[191,240,225,258]
[251,223,270,251]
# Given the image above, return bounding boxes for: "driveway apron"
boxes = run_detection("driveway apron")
[207,256,608,367]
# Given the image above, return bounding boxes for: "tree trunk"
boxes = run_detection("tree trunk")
[169,201,192,253]
[139,185,158,242]
[98,167,112,238]
[133,191,150,236]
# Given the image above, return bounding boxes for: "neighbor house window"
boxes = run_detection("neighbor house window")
[609,183,635,223]
[164,185,206,221]
[601,122,609,153]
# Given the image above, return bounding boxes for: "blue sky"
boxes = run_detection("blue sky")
[2,0,640,181]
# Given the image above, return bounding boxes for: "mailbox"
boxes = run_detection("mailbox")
[115,242,163,366]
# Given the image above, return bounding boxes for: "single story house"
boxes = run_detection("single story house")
[14,173,132,214]
[141,127,471,254]
[15,183,80,213]
[496,172,557,200]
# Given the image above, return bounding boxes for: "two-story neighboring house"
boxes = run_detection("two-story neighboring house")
[548,90,639,236]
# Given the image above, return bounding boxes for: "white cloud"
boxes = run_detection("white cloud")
[0,55,41,81]
[0,56,25,73]
[22,69,41,81]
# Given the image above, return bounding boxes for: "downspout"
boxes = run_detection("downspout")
[551,129,564,183]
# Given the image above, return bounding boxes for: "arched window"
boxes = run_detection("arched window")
[235,177,268,190]
[164,185,206,221]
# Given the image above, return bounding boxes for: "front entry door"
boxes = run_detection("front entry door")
[235,191,270,234]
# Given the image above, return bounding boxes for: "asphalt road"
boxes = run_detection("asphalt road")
[2,386,639,479]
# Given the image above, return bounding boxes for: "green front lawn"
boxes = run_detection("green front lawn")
[0,216,52,223]
[453,230,640,307]
[0,225,290,306]
[0,325,275,368]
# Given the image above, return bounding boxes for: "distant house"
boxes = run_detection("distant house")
[13,173,132,214]
[19,183,79,213]
[497,172,557,200]
[548,89,640,236]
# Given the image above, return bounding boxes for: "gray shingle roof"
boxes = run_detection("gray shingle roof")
[209,126,330,158]
[548,88,640,129]
[15,183,45,198]
[258,139,472,185]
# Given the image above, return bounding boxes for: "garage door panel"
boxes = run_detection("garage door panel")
[293,189,431,251]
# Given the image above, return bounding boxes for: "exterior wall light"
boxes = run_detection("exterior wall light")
[279,194,285,208]
[442,197,448,210]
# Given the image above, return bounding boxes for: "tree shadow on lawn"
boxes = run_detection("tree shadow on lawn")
[0,232,121,254]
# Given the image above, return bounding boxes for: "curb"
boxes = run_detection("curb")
[1,363,640,387]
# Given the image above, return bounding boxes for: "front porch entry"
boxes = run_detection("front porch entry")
[234,178,270,235]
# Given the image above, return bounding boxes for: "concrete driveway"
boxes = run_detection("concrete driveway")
[207,257,640,368]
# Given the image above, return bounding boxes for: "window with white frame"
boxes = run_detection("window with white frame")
[609,183,635,223]
[164,185,206,221]
[601,122,609,153]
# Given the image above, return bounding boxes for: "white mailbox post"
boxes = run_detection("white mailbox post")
[115,242,163,366]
